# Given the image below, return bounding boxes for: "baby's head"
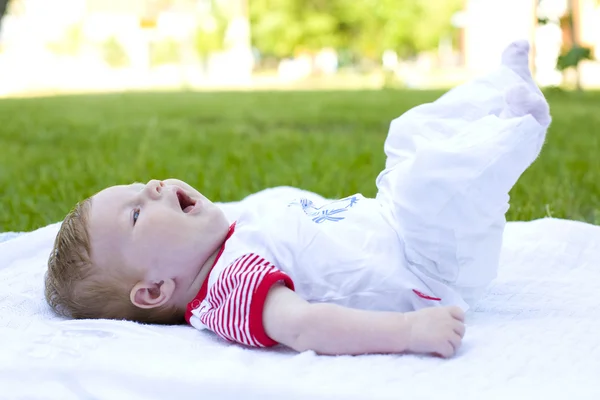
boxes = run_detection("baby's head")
[45,179,230,324]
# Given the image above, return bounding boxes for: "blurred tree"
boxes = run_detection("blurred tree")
[195,5,228,53]
[249,0,340,58]
[102,36,130,68]
[556,0,592,91]
[0,0,9,26]
[538,0,595,91]
[194,0,229,68]
[249,0,462,59]
[46,23,84,56]
[336,0,462,58]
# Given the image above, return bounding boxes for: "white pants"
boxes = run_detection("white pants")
[375,41,551,305]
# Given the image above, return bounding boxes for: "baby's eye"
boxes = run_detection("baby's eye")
[133,208,140,225]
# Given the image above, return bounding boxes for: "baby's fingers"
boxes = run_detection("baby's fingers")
[449,306,465,322]
[434,341,456,359]
[449,332,463,354]
[453,321,466,338]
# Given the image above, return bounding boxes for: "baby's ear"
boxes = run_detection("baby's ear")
[130,279,175,309]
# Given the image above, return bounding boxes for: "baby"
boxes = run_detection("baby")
[45,41,551,358]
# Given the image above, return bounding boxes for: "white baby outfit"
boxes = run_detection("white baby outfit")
[185,41,551,348]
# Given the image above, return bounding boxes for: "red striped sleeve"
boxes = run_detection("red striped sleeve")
[194,253,294,347]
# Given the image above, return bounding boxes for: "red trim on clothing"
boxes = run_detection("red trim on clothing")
[248,272,295,347]
[413,289,442,301]
[185,222,236,324]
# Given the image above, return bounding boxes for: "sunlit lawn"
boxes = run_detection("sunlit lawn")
[1,88,599,232]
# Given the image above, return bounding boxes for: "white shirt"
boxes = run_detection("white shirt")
[184,41,551,347]
[186,194,467,348]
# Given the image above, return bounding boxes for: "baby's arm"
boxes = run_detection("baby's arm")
[263,285,466,357]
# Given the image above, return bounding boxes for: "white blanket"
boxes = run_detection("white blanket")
[1,186,599,400]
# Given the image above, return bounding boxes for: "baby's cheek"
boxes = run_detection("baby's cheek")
[152,215,193,247]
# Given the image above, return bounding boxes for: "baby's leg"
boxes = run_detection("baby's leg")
[382,40,541,170]
[376,53,551,305]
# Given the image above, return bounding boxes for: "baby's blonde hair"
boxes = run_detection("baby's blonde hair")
[45,198,183,324]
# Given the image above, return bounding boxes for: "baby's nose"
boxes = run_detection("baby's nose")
[145,180,164,199]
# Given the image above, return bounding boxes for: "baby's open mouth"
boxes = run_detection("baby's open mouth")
[176,189,196,213]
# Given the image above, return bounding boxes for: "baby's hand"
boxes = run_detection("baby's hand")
[405,306,465,358]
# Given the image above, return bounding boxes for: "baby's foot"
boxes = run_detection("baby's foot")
[501,41,542,95]
[500,84,551,127]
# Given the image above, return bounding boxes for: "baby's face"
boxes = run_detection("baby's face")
[88,179,230,285]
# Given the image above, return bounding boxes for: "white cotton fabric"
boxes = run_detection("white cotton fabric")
[1,189,600,399]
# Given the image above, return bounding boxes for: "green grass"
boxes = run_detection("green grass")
[1,88,599,232]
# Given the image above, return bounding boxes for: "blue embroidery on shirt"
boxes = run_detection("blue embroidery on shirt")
[289,196,359,223]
